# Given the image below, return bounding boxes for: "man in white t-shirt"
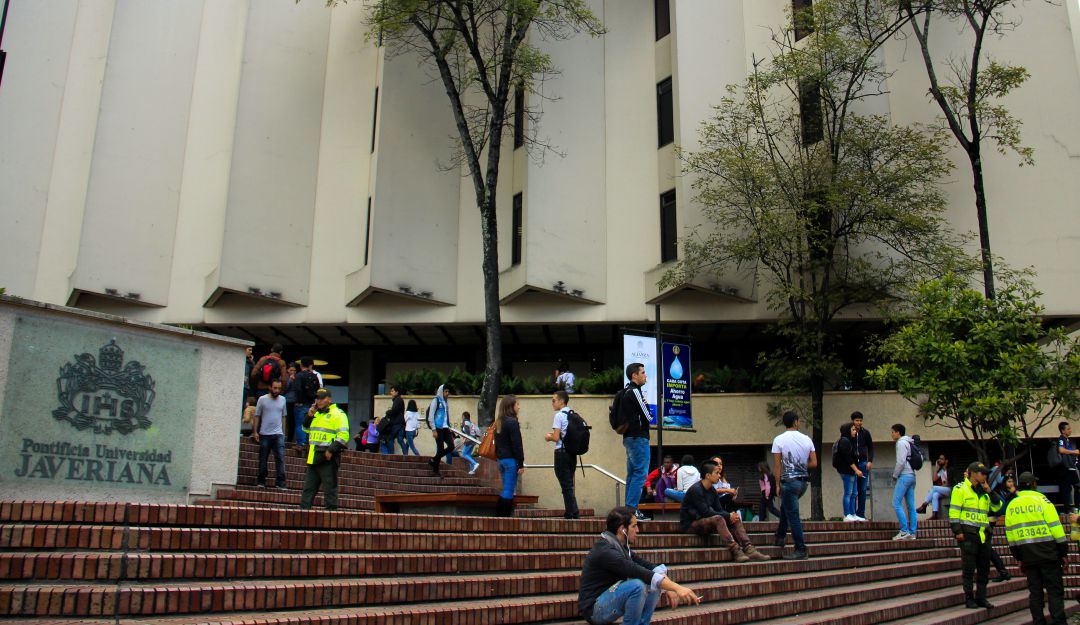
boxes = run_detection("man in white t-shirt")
[544,390,580,519]
[771,411,817,560]
[555,362,576,394]
[253,380,289,489]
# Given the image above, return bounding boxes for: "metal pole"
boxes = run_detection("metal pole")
[654,304,663,472]
[0,0,11,90]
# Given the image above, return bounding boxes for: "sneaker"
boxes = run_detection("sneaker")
[257,483,267,489]
[901,532,916,540]
[853,515,867,522]
[892,531,909,541]
[468,465,479,475]
[843,514,857,522]
[633,510,650,522]
[782,550,808,560]
[992,572,1011,583]
[274,485,287,490]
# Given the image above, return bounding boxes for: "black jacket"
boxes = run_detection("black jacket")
[578,532,656,617]
[853,428,874,463]
[618,383,652,440]
[385,396,405,427]
[679,480,729,531]
[495,415,525,466]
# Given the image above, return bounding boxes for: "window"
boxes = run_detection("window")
[660,189,677,263]
[370,87,379,153]
[363,198,372,266]
[793,0,814,41]
[654,0,671,40]
[512,193,523,266]
[514,88,525,149]
[799,78,823,145]
[657,77,674,148]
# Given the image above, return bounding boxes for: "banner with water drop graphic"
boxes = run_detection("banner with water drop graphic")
[661,342,692,428]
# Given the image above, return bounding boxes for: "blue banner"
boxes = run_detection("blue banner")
[661,342,691,428]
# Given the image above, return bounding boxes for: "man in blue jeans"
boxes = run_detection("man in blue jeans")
[578,507,699,625]
[891,423,917,539]
[771,411,818,560]
[253,379,288,489]
[617,363,654,522]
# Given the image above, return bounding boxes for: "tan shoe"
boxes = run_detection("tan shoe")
[743,543,771,561]
[729,543,750,563]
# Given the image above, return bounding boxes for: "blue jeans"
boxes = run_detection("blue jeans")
[775,478,809,551]
[293,406,309,446]
[856,461,869,517]
[403,430,420,455]
[624,437,650,508]
[460,443,479,470]
[841,473,858,517]
[924,485,952,512]
[498,458,519,499]
[381,424,404,454]
[591,578,660,625]
[893,473,917,534]
[257,434,286,487]
[664,489,686,502]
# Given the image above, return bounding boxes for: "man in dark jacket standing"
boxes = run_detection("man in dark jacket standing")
[850,412,873,521]
[618,363,654,522]
[381,385,406,454]
[578,507,699,625]
[680,461,769,562]
[1006,472,1069,625]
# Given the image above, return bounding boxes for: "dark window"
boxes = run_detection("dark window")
[657,77,674,148]
[793,0,814,41]
[799,78,823,145]
[654,0,671,40]
[371,87,379,153]
[660,189,677,263]
[363,198,372,266]
[514,88,525,149]
[512,193,523,266]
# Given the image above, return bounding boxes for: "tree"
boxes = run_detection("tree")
[897,0,1038,300]
[661,0,967,519]
[869,272,1080,465]
[355,0,602,423]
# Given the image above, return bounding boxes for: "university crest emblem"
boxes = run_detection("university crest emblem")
[53,339,156,435]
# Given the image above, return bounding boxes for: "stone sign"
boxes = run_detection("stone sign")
[2,315,198,494]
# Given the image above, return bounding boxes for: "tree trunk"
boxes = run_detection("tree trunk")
[970,147,996,300]
[477,188,503,426]
[810,373,825,521]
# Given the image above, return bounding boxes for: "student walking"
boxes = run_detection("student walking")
[402,399,422,455]
[891,424,917,540]
[771,411,817,560]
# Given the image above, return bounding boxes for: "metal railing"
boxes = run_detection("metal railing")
[450,426,626,507]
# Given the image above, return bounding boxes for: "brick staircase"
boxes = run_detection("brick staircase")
[0,441,1077,624]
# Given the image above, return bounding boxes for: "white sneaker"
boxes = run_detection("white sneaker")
[892,531,909,541]
[468,465,479,475]
[901,532,917,540]
[843,514,857,522]
[853,515,867,522]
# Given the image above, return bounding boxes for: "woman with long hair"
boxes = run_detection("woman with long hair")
[493,394,525,516]
[757,461,780,521]
[917,454,952,519]
[402,399,421,455]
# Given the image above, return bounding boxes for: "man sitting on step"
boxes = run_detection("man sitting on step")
[679,461,770,563]
[578,506,700,625]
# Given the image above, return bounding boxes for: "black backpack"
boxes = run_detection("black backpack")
[298,370,320,403]
[1049,442,1064,468]
[562,410,591,456]
[907,436,924,471]
[608,386,630,434]
[831,437,849,472]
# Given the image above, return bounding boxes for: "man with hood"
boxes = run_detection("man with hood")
[890,423,918,540]
[577,506,699,625]
[427,384,454,476]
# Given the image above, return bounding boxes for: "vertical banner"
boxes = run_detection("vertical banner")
[622,333,658,423]
[661,342,692,428]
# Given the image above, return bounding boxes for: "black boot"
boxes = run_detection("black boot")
[964,593,978,609]
[974,592,994,609]
[496,497,513,517]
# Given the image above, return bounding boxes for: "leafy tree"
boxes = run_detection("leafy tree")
[661,0,968,519]
[897,0,1039,300]
[352,0,602,423]
[869,272,1080,465]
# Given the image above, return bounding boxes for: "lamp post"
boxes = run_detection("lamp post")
[0,0,10,90]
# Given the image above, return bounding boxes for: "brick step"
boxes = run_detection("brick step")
[238,441,472,473]
[0,539,959,582]
[234,472,498,496]
[512,508,596,518]
[212,487,375,511]
[234,467,487,490]
[235,452,480,482]
[0,555,964,617]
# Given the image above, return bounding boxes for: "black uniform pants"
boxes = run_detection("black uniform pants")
[1024,561,1066,625]
[432,428,455,470]
[300,457,339,510]
[554,449,580,519]
[959,534,991,599]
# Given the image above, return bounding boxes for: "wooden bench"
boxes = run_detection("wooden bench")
[374,493,539,515]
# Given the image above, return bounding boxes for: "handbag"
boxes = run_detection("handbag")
[477,426,498,461]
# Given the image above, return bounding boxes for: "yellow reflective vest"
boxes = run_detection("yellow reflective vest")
[303,404,350,465]
[949,478,1001,543]
[1004,489,1068,564]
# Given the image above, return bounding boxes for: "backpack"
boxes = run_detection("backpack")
[257,357,282,384]
[609,386,630,434]
[906,436,924,471]
[1048,442,1064,468]
[562,409,591,456]
[831,437,850,472]
[297,370,320,403]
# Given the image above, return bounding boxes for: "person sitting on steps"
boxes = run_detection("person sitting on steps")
[679,461,770,563]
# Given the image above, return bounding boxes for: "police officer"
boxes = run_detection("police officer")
[1005,472,1069,625]
[300,388,351,511]
[949,461,1001,609]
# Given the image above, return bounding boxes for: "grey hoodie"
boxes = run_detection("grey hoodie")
[893,435,915,478]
